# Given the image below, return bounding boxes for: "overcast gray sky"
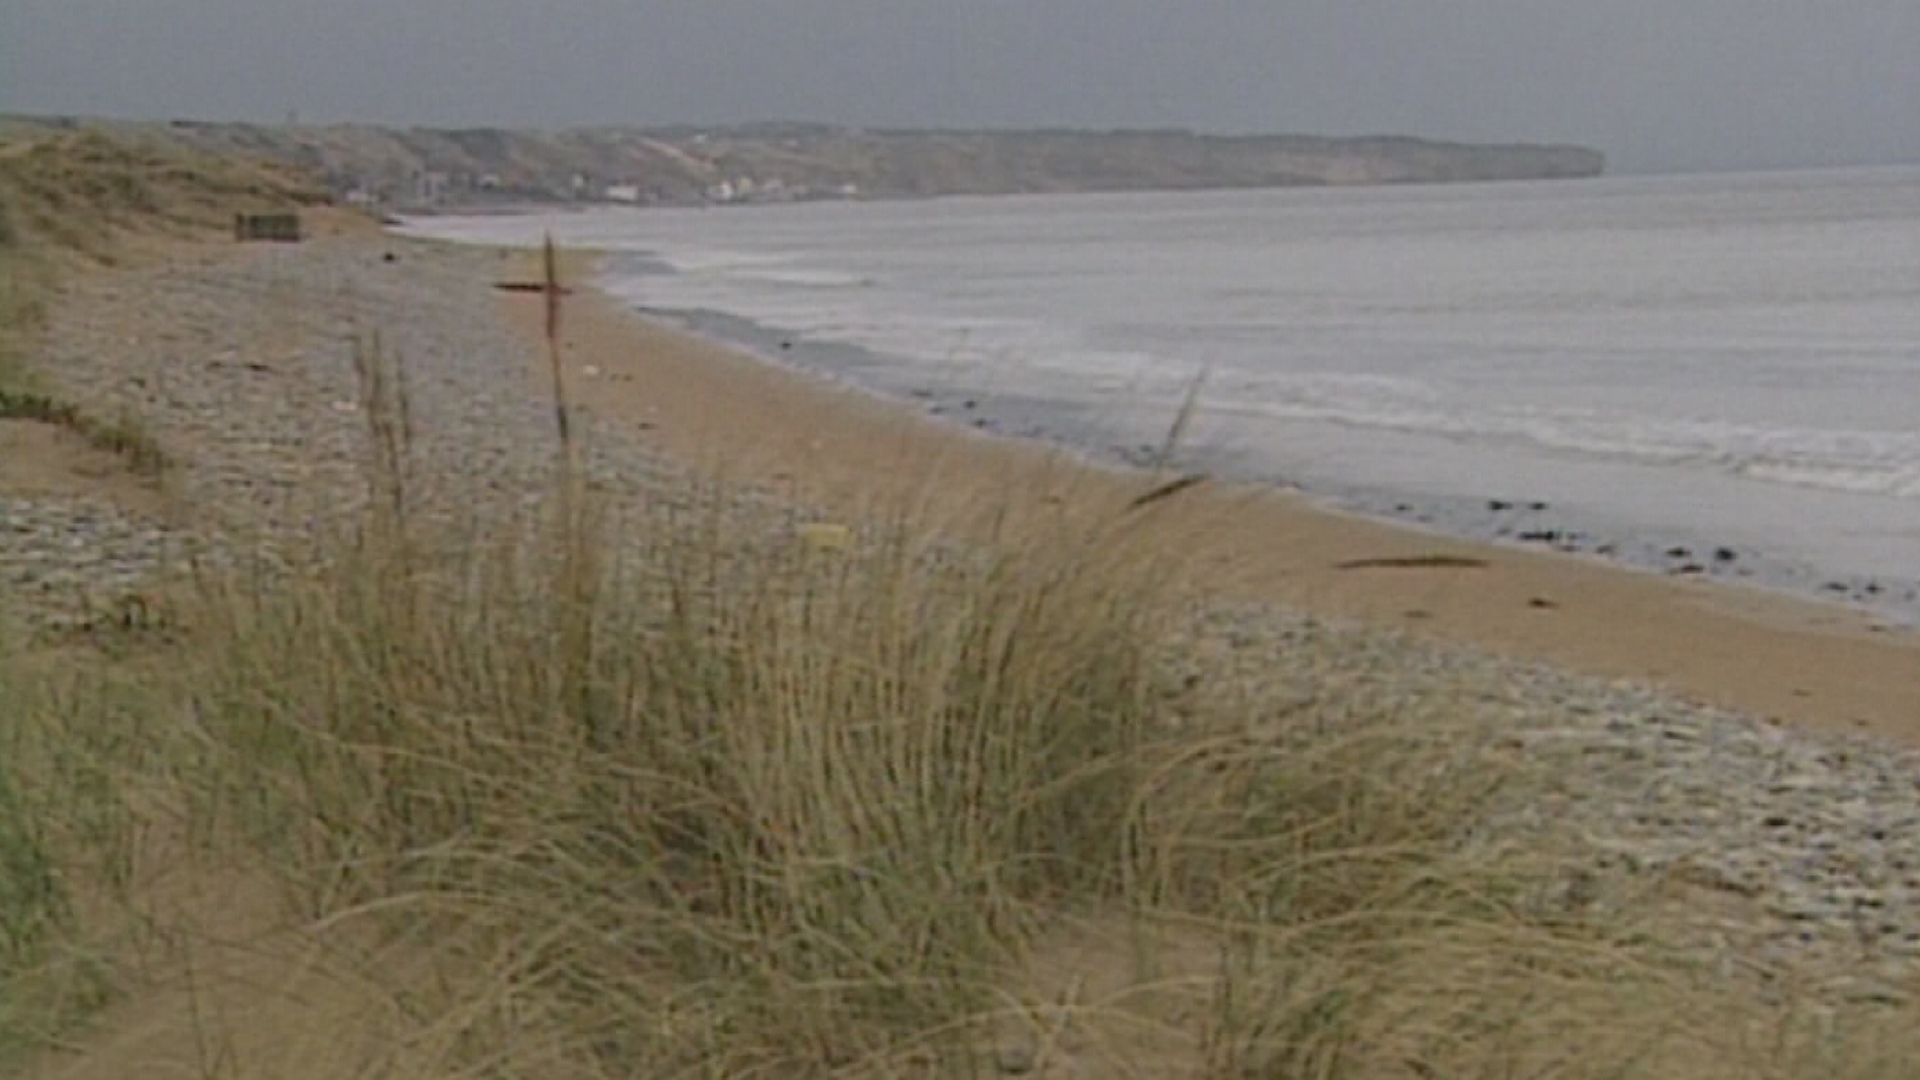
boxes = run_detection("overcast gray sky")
[3,0,1916,174]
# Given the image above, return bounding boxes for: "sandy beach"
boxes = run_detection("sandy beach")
[11,217,1920,1076]
[495,262,1920,745]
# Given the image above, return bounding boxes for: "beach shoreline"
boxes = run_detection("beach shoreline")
[628,297,1920,632]
[484,246,1920,743]
[398,166,1920,638]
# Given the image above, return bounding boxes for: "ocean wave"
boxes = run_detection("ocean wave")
[1205,382,1920,500]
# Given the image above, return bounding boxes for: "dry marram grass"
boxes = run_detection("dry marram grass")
[1,136,1917,1078]
[0,340,1910,1078]
[0,127,322,471]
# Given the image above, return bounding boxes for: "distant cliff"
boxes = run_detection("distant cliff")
[1,116,1604,211]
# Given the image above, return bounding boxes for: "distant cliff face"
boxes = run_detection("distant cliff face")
[1,116,1604,211]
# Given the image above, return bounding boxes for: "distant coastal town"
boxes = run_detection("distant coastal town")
[0,114,1605,213]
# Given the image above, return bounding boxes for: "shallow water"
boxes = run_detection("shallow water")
[403,167,1920,619]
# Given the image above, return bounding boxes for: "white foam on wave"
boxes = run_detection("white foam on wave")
[644,247,792,276]
[1202,375,1920,500]
[727,267,876,290]
[612,252,1920,502]
[609,257,1167,383]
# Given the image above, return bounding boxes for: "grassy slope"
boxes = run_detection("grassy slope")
[0,129,328,473]
[0,133,1913,1079]
[0,127,325,260]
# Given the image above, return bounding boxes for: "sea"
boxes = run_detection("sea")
[401,166,1920,622]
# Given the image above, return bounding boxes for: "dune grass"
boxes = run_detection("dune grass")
[0,141,1915,1073]
[0,127,325,263]
[0,252,170,476]
[0,239,45,394]
[0,181,148,470]
[0,125,325,472]
[0,334,1911,1078]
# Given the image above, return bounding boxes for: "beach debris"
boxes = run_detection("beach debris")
[1528,596,1559,610]
[493,280,577,296]
[1126,472,1208,511]
[796,522,852,552]
[1489,499,1513,511]
[1336,554,1489,571]
[1714,546,1738,563]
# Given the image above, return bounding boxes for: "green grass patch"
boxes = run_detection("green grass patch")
[0,388,169,474]
[0,655,124,1062]
[0,247,46,394]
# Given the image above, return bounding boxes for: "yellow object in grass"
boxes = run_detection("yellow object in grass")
[796,522,852,552]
